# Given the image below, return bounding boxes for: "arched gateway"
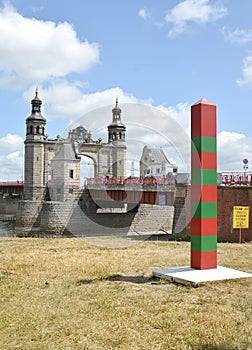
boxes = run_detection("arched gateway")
[16,91,175,238]
[23,91,126,202]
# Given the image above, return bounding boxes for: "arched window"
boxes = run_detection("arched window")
[30,125,33,134]
[36,126,40,134]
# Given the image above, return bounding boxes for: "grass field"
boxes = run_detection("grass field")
[0,237,251,350]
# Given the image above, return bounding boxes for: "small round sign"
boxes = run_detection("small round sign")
[243,158,248,165]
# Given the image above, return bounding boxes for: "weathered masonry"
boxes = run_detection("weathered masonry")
[16,91,176,237]
[3,182,252,241]
[23,91,127,202]
[15,92,252,241]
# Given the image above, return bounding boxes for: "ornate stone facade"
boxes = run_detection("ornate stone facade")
[16,91,176,238]
[24,91,127,202]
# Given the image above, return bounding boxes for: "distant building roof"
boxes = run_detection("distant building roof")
[141,146,174,165]
[140,146,177,176]
[148,148,172,164]
[53,143,77,161]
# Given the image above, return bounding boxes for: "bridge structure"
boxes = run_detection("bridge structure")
[0,181,24,196]
[13,91,181,237]
[1,171,252,199]
[86,176,176,212]
[10,92,252,244]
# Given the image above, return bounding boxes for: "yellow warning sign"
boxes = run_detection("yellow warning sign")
[233,206,250,229]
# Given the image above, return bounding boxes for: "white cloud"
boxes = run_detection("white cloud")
[138,7,164,29]
[2,88,252,180]
[66,102,191,172]
[24,81,190,131]
[165,0,228,37]
[222,27,252,45]
[0,133,24,180]
[23,84,191,173]
[0,150,23,181]
[24,84,192,172]
[237,54,252,87]
[217,131,252,172]
[156,103,190,131]
[7,151,21,159]
[23,82,151,122]
[0,133,23,152]
[0,3,100,88]
[1,87,192,179]
[138,8,151,21]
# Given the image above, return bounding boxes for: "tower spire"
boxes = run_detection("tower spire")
[107,98,127,177]
[108,98,126,142]
[111,97,123,125]
[31,88,43,115]
[24,90,47,201]
[26,89,46,138]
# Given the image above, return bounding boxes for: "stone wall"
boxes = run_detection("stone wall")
[15,189,174,237]
[0,197,20,215]
[172,185,190,237]
[15,200,42,236]
[14,185,252,241]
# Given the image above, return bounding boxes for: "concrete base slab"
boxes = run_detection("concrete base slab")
[152,266,252,286]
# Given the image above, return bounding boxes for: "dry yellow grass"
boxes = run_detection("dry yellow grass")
[0,237,251,350]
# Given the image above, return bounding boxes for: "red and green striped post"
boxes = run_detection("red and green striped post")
[191,98,217,269]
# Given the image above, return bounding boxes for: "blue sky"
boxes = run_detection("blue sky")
[1,0,252,180]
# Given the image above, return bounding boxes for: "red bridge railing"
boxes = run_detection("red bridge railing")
[87,173,252,187]
[86,175,176,186]
[0,181,24,196]
[219,173,252,186]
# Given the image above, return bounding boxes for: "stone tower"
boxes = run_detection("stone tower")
[107,98,126,177]
[24,89,47,201]
[50,142,81,201]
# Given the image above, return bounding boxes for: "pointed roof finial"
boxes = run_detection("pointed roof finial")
[27,87,45,121]
[112,97,121,115]
[32,87,41,104]
[108,97,125,128]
